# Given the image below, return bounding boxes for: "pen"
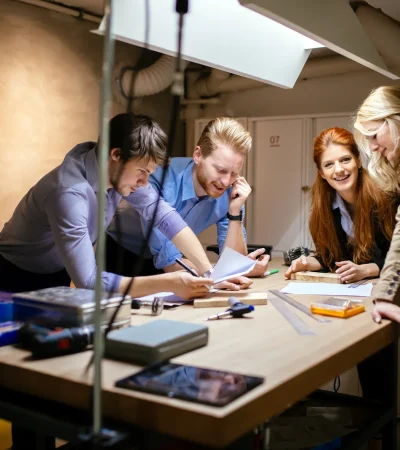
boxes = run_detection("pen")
[175,259,217,292]
[175,258,199,277]
[263,269,279,277]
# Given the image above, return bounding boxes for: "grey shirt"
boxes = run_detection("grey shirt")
[0,142,187,292]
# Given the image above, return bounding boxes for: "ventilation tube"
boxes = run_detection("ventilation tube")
[114,54,188,103]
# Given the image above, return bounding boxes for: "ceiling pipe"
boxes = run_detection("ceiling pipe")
[192,55,369,96]
[15,0,101,23]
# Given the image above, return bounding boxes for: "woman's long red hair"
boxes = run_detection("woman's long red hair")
[310,127,396,270]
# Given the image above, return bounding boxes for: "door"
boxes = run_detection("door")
[247,117,306,252]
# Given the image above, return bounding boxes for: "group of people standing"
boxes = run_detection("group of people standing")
[1,87,400,322]
[0,81,400,449]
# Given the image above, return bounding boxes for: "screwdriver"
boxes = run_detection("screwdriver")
[206,297,254,320]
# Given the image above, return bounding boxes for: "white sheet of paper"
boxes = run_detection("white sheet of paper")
[135,288,220,306]
[136,292,183,301]
[281,282,373,297]
[133,247,254,304]
[211,247,256,283]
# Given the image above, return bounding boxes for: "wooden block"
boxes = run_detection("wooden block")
[193,291,268,308]
[290,271,342,283]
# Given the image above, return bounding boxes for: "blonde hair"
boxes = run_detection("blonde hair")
[353,86,400,195]
[197,117,252,158]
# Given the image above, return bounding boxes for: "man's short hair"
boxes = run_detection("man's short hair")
[196,117,252,158]
[106,113,167,164]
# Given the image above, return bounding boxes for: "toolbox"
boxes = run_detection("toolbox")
[12,286,131,327]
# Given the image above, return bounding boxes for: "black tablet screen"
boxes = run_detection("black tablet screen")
[115,362,264,407]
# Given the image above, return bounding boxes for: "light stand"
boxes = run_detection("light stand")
[93,0,116,444]
[84,1,189,447]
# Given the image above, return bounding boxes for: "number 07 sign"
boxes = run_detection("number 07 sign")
[269,136,280,147]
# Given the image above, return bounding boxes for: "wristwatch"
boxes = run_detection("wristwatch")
[227,211,243,221]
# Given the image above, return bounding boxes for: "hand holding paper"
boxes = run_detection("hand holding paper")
[211,247,257,284]
[134,248,256,306]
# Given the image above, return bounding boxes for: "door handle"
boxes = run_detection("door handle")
[301,186,311,192]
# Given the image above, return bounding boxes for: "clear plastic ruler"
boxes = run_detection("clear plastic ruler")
[268,294,316,336]
[269,290,331,323]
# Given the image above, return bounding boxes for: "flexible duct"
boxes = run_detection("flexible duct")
[116,54,188,100]
[193,69,230,98]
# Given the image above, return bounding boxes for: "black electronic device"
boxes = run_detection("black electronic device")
[283,246,311,266]
[19,322,94,358]
[206,244,273,257]
[115,361,264,407]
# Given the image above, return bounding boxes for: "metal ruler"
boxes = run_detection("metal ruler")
[269,290,331,323]
[268,294,315,335]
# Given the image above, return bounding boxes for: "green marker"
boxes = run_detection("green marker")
[264,269,279,277]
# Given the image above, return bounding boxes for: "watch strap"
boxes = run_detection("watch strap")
[227,211,243,221]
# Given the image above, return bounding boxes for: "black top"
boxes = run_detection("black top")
[314,207,391,273]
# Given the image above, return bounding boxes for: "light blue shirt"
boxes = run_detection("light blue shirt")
[107,158,246,269]
[0,143,187,291]
[332,193,354,239]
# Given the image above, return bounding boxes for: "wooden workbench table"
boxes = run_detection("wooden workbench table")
[0,257,398,448]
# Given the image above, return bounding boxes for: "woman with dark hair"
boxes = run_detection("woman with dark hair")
[285,127,396,282]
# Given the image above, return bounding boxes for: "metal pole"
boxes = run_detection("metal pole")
[94,0,115,438]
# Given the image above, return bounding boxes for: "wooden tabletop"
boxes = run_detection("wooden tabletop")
[0,257,398,447]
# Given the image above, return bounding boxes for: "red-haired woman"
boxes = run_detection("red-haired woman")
[285,127,396,408]
[285,127,396,282]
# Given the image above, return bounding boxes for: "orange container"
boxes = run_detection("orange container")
[310,297,365,318]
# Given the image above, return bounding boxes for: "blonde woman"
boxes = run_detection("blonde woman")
[354,86,400,323]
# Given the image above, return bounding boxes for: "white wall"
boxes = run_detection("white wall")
[201,70,400,118]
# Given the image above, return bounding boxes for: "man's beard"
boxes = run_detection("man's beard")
[110,172,122,194]
[196,165,226,199]
[110,165,124,195]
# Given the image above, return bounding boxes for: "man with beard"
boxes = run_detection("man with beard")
[106,117,269,279]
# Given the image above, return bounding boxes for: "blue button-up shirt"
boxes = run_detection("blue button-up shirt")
[107,158,246,269]
[0,143,187,291]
